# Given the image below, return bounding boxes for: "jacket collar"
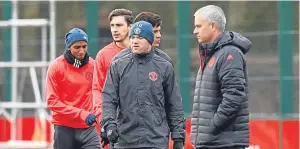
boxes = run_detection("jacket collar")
[199,32,225,56]
[132,48,154,63]
[64,50,89,68]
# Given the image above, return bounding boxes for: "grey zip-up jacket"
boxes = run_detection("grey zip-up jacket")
[191,31,251,148]
[102,48,185,148]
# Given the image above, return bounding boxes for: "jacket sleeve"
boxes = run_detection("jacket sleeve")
[101,61,119,128]
[214,49,247,129]
[46,63,90,121]
[92,53,105,123]
[164,64,185,141]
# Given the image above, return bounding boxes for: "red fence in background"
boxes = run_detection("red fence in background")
[0,118,299,149]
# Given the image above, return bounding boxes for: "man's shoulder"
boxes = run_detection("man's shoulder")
[88,57,95,65]
[88,56,95,61]
[102,42,116,50]
[217,45,245,60]
[96,42,116,56]
[108,48,131,67]
[152,48,173,67]
[153,47,171,61]
[48,55,65,73]
[112,48,131,61]
[212,45,245,70]
[152,53,173,69]
[50,55,64,66]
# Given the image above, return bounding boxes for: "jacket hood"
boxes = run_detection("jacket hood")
[199,31,252,55]
[220,31,252,54]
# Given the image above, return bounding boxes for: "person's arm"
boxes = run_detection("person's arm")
[101,61,120,128]
[92,53,106,123]
[214,49,247,129]
[46,63,90,121]
[164,64,186,142]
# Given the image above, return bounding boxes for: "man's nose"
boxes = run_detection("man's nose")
[78,47,85,53]
[156,32,161,38]
[193,28,198,35]
[111,26,118,32]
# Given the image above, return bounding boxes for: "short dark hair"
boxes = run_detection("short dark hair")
[108,8,134,25]
[134,12,162,27]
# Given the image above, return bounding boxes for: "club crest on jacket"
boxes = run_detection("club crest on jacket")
[208,56,216,67]
[149,71,158,81]
[85,72,93,81]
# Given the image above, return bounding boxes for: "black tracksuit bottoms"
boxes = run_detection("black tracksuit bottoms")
[53,125,101,149]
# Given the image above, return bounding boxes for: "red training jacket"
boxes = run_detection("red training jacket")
[92,42,124,123]
[46,55,95,128]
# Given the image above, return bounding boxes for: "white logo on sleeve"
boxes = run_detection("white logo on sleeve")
[107,130,112,136]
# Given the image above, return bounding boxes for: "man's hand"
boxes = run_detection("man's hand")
[106,124,119,143]
[85,114,96,126]
[173,139,184,149]
[100,136,109,148]
[100,126,109,148]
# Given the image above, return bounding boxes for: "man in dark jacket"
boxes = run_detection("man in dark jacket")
[101,21,185,149]
[191,5,251,149]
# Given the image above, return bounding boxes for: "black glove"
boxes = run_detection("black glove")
[85,114,97,126]
[100,126,110,148]
[173,140,184,149]
[100,135,109,148]
[106,124,119,143]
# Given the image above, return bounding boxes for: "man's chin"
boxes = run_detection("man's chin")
[198,39,204,43]
[75,55,85,60]
[152,43,160,47]
[131,49,141,54]
[113,38,123,42]
[76,57,84,61]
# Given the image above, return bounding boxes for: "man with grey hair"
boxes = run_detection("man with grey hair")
[191,5,251,149]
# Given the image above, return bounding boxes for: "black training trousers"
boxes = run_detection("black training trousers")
[53,125,101,149]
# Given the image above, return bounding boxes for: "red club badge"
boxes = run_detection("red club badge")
[149,71,158,81]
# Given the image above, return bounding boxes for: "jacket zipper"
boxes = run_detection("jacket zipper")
[194,49,207,145]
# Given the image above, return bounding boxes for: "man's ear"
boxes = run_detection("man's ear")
[211,21,219,32]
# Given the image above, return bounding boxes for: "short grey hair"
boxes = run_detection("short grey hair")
[194,5,226,32]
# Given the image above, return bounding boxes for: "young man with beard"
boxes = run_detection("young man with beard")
[46,28,101,149]
[92,8,134,148]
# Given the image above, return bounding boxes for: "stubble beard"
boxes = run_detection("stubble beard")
[114,31,129,43]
